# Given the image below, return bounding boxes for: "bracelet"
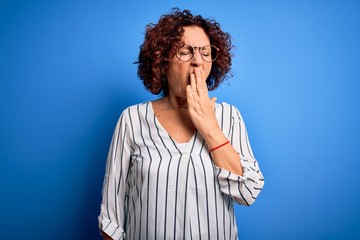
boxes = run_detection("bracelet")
[209,140,230,152]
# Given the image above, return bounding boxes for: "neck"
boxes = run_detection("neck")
[164,95,189,110]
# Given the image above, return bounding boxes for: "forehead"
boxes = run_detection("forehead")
[182,26,210,46]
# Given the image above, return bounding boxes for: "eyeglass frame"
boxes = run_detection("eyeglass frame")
[175,44,219,62]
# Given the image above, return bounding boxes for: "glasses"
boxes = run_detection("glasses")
[176,44,219,62]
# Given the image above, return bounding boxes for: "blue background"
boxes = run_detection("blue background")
[1,0,359,239]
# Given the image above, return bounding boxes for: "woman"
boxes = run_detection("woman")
[99,9,264,240]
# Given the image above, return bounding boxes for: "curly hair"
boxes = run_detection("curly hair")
[135,8,233,96]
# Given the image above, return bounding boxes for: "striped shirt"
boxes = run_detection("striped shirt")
[98,101,264,240]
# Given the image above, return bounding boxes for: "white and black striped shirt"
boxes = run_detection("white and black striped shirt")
[99,102,264,240]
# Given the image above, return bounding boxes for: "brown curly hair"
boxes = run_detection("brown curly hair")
[135,8,233,96]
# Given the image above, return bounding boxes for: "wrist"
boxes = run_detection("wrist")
[209,140,230,152]
[201,127,228,149]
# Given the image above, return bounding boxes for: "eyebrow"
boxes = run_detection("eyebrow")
[182,43,211,48]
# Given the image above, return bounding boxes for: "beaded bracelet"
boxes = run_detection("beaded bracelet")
[209,140,230,152]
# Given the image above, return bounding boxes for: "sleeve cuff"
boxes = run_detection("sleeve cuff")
[98,217,125,240]
[214,163,259,183]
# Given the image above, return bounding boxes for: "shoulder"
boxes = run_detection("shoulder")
[215,102,241,115]
[123,101,151,112]
[120,102,151,117]
[215,101,232,110]
[115,102,151,126]
[215,102,243,122]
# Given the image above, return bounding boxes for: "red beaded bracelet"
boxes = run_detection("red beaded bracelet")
[209,140,230,152]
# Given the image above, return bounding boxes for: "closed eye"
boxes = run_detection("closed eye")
[179,50,191,55]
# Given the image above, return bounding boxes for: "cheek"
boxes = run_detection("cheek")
[168,60,189,75]
[204,64,212,79]
[167,68,187,84]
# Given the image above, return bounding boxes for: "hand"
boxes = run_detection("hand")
[186,68,219,136]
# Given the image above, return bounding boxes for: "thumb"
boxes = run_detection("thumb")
[210,97,217,108]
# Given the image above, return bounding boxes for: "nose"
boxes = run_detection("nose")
[191,50,204,66]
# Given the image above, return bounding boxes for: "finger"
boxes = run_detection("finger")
[194,69,207,96]
[194,68,204,87]
[210,97,217,108]
[187,85,200,113]
[186,85,195,104]
[190,73,197,94]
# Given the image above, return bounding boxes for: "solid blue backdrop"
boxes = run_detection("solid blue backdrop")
[1,0,359,239]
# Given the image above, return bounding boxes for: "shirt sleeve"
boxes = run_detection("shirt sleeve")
[215,105,264,206]
[98,110,131,239]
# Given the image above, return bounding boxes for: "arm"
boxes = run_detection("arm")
[215,105,264,205]
[101,231,113,240]
[186,68,264,205]
[186,68,243,175]
[98,111,131,239]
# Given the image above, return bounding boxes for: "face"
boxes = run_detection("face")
[166,26,212,98]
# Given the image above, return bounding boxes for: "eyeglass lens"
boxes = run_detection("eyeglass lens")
[177,44,218,62]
